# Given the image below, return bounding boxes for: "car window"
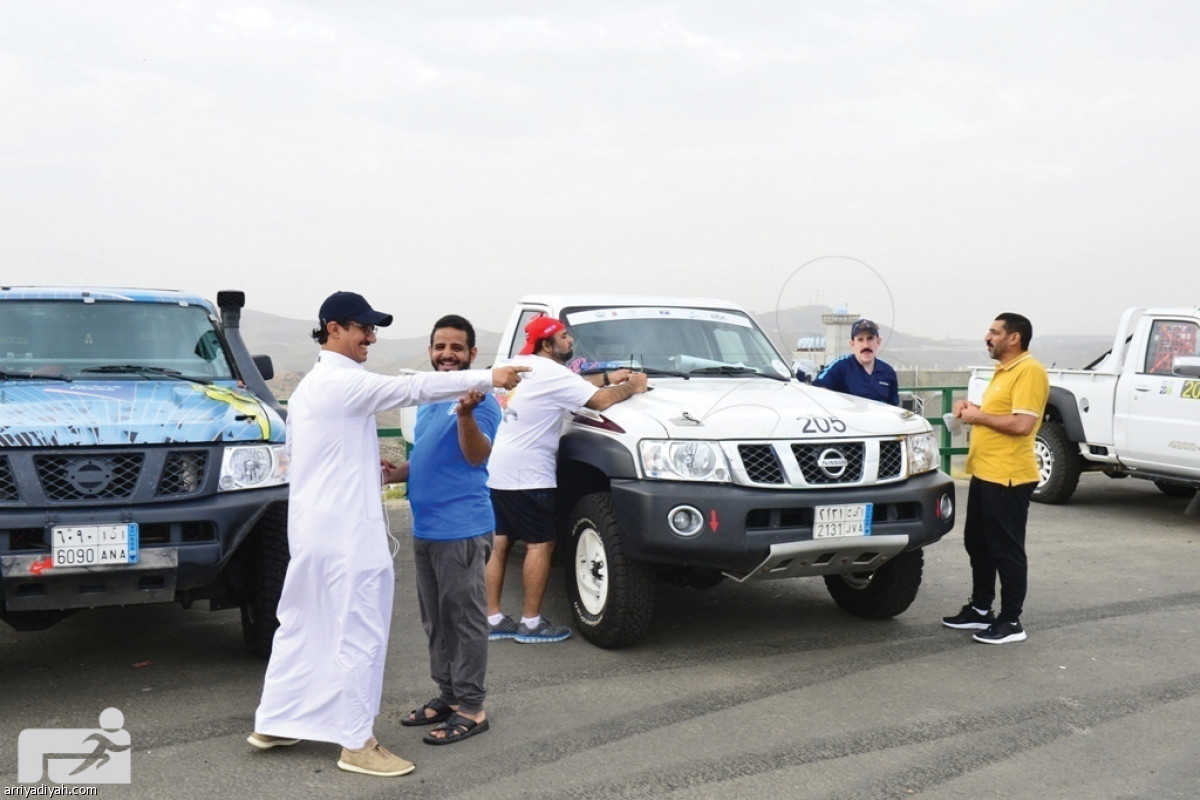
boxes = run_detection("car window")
[561,305,789,376]
[1144,320,1200,375]
[508,308,548,359]
[0,301,235,380]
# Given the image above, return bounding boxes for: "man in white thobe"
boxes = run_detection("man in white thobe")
[248,291,526,778]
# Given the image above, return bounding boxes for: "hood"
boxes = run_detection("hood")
[0,380,285,447]
[593,378,927,440]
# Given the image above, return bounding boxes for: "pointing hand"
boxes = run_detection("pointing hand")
[492,365,531,390]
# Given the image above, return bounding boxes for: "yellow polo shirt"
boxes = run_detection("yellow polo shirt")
[966,352,1049,485]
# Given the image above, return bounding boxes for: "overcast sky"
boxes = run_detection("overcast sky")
[3,1,1197,347]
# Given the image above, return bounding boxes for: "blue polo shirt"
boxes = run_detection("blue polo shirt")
[814,355,900,405]
[408,394,501,541]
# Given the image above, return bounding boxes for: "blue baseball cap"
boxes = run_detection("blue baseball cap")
[318,291,394,327]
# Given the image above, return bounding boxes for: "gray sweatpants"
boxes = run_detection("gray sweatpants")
[412,534,492,714]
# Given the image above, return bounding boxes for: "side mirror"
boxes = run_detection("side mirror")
[1171,356,1200,378]
[252,354,274,381]
[899,391,924,415]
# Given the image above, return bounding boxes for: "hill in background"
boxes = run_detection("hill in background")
[243,306,1112,399]
[241,310,501,375]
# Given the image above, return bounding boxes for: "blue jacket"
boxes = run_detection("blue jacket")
[814,355,900,405]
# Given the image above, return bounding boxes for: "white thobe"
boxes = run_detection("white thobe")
[254,351,491,748]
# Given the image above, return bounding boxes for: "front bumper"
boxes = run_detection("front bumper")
[0,486,287,612]
[608,470,955,580]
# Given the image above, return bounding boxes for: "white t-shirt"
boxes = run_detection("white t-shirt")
[486,355,598,490]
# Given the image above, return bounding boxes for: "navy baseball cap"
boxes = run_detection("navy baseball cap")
[850,318,880,338]
[318,291,394,327]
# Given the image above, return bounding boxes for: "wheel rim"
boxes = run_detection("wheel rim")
[574,527,608,616]
[840,571,874,590]
[1034,439,1052,486]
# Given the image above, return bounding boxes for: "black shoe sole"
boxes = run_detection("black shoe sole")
[941,620,992,630]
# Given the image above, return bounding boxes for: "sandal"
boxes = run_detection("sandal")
[400,697,453,727]
[422,712,490,745]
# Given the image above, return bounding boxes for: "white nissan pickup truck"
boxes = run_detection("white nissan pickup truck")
[968,306,1200,511]
[479,295,956,648]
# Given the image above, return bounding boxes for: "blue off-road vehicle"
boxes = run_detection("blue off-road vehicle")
[0,287,289,655]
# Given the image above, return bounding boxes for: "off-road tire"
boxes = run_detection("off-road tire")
[565,492,655,649]
[824,549,923,619]
[240,503,289,658]
[1155,480,1198,499]
[1033,421,1082,504]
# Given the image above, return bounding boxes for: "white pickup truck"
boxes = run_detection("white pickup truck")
[476,295,956,648]
[968,306,1200,511]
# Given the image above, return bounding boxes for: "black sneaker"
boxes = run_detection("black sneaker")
[941,603,995,630]
[973,620,1027,644]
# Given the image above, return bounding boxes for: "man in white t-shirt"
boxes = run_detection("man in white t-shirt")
[485,316,648,643]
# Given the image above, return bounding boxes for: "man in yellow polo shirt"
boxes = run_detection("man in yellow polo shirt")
[942,313,1049,644]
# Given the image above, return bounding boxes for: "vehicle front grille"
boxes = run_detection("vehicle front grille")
[792,443,865,484]
[35,453,145,501]
[737,444,784,484]
[746,500,921,530]
[15,447,221,505]
[157,451,208,497]
[0,457,18,501]
[879,440,904,479]
[729,438,908,488]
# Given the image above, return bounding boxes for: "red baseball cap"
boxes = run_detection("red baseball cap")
[519,316,565,355]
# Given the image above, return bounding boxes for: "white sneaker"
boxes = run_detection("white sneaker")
[247,732,301,750]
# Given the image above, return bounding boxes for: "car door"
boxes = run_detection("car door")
[1113,317,1200,473]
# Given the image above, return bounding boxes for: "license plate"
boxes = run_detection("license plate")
[813,503,873,539]
[50,523,140,568]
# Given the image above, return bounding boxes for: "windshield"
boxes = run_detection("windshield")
[561,306,792,378]
[0,301,236,381]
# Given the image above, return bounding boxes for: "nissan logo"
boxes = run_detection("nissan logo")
[65,458,114,496]
[817,448,848,478]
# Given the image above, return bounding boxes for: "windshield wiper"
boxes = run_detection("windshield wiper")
[0,370,72,382]
[80,365,213,385]
[638,367,690,379]
[688,366,789,381]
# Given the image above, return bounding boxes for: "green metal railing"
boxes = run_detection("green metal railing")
[379,426,408,458]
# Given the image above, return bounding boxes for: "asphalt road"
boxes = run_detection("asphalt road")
[2,475,1198,799]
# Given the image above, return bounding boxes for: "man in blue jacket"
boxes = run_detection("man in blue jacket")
[814,318,899,405]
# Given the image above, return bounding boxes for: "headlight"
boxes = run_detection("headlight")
[219,444,288,491]
[639,440,730,482]
[906,430,941,476]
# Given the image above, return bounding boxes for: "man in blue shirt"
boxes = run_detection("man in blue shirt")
[388,314,500,745]
[814,318,900,405]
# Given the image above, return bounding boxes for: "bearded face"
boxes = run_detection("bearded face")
[429,327,475,371]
